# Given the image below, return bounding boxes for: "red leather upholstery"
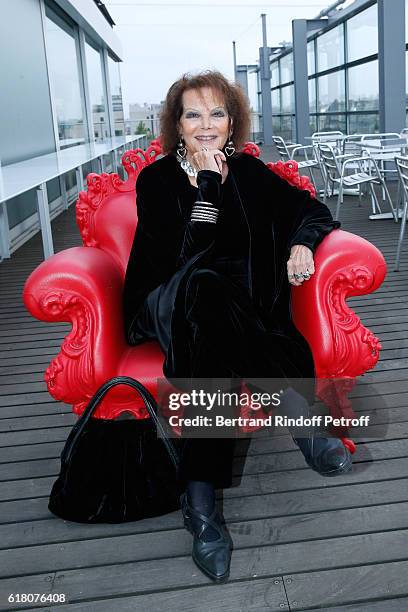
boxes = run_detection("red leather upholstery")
[23,140,385,449]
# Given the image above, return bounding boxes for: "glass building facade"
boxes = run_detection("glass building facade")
[43,2,124,150]
[271,50,295,142]
[271,0,382,141]
[0,0,125,257]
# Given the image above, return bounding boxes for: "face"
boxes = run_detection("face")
[178,87,232,160]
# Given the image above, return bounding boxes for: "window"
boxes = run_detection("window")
[271,89,280,114]
[271,61,280,88]
[317,25,344,72]
[347,5,378,63]
[309,78,317,113]
[281,85,294,113]
[318,114,347,133]
[348,60,379,111]
[108,55,125,136]
[85,40,108,142]
[348,113,379,134]
[280,53,293,84]
[307,40,316,75]
[44,7,86,148]
[317,70,346,112]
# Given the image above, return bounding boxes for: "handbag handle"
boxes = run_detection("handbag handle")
[63,376,180,470]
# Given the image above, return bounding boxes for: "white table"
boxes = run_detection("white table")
[0,135,146,260]
[357,139,408,219]
[305,134,347,146]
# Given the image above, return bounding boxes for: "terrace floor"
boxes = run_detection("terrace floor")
[1,145,408,611]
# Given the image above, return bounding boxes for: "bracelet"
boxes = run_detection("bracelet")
[190,200,219,223]
[191,212,218,222]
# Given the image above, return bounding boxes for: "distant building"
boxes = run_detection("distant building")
[127,103,163,138]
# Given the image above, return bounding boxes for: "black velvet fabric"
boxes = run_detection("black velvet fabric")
[123,152,341,360]
[122,152,342,489]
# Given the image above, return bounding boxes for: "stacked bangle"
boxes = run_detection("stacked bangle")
[190,200,219,224]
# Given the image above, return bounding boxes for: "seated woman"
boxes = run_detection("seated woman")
[123,70,352,584]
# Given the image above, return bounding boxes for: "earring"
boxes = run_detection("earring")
[224,136,235,157]
[176,136,187,160]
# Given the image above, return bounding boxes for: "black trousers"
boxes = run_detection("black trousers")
[133,256,312,490]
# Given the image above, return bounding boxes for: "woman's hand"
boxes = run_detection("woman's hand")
[287,245,315,286]
[192,148,226,175]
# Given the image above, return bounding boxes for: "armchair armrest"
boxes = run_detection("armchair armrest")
[291,228,386,379]
[23,247,127,412]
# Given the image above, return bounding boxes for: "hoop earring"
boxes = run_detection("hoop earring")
[176,136,187,160]
[224,137,235,157]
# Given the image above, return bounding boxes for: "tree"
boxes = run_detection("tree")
[135,121,148,135]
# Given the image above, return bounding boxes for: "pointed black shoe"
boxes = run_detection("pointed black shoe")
[180,492,233,583]
[293,434,353,476]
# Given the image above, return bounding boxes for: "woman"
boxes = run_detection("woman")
[123,70,352,583]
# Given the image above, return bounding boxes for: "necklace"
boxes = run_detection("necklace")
[176,155,198,178]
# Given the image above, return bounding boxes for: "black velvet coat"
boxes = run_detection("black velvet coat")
[123,151,341,392]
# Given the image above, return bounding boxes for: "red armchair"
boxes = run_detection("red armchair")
[23,141,386,450]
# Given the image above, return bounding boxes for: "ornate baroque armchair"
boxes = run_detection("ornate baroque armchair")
[23,141,386,450]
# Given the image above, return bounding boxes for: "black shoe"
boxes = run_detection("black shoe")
[180,492,233,583]
[293,434,353,476]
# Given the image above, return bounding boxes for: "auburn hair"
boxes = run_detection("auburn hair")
[159,69,251,155]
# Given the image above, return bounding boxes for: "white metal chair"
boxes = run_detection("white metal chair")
[341,134,365,155]
[317,142,363,201]
[394,156,408,270]
[288,144,320,190]
[310,132,345,194]
[311,131,345,151]
[273,136,301,161]
[317,143,397,222]
[272,136,321,191]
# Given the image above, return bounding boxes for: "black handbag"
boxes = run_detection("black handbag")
[48,376,183,523]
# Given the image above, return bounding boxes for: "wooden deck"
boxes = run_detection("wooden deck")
[1,148,408,611]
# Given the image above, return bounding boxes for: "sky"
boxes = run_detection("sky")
[103,0,355,112]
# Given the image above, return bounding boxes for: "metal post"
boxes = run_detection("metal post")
[0,202,10,260]
[378,0,405,134]
[236,66,249,97]
[292,19,310,145]
[59,175,68,210]
[259,14,273,145]
[233,41,237,82]
[36,183,54,259]
[76,166,84,198]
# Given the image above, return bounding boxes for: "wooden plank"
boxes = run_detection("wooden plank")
[2,456,408,503]
[1,530,408,601]
[2,437,408,483]
[1,476,407,527]
[0,403,69,420]
[1,492,407,553]
[284,561,408,610]
[1,577,288,612]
